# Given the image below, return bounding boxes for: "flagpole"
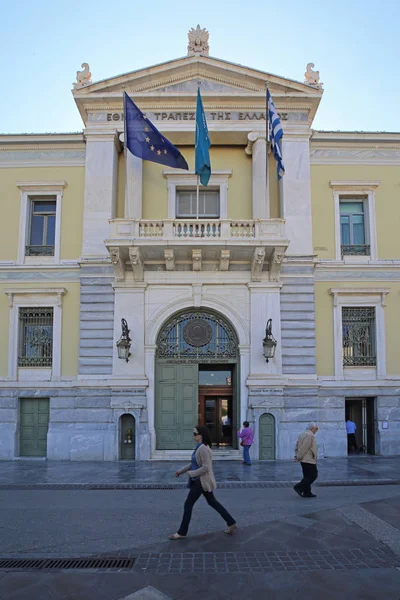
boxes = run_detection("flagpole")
[123,92,128,217]
[265,82,270,218]
[196,175,200,220]
[196,81,202,220]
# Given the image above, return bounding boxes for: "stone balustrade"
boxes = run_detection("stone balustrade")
[109,218,286,242]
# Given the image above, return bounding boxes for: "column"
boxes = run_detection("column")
[82,129,120,258]
[125,151,143,219]
[247,283,283,380]
[246,132,269,219]
[280,136,313,255]
[112,285,148,384]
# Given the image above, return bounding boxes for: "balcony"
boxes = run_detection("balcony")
[105,218,289,283]
[341,244,370,256]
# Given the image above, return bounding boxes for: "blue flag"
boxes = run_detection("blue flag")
[124,92,188,170]
[267,89,285,179]
[195,88,211,186]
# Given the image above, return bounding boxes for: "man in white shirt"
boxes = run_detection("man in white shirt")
[346,419,358,454]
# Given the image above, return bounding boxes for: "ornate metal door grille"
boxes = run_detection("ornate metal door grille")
[342,307,376,367]
[157,310,238,362]
[18,308,53,367]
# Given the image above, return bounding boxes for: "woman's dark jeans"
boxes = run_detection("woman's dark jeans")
[177,479,236,536]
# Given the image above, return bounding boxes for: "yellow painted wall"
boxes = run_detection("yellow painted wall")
[315,280,400,377]
[311,165,400,260]
[116,153,126,218]
[0,281,80,378]
[142,146,252,220]
[0,167,85,261]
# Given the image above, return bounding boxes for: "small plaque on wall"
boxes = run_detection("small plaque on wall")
[382,421,388,429]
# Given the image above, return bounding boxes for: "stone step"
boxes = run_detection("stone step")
[151,449,242,461]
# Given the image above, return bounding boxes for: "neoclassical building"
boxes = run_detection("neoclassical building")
[0,27,399,461]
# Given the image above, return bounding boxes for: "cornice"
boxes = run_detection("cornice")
[0,134,84,144]
[0,144,85,152]
[330,180,380,189]
[83,103,313,112]
[16,180,67,191]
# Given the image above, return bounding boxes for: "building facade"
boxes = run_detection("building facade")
[1,28,399,461]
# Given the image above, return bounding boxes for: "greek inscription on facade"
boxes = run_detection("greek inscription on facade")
[106,111,288,122]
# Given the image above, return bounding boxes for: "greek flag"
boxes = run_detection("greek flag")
[267,89,285,179]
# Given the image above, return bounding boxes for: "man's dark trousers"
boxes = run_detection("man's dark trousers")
[298,462,318,496]
[347,433,358,453]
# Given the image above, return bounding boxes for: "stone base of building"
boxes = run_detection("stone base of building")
[0,385,399,461]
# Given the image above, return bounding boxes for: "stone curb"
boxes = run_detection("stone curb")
[0,479,399,490]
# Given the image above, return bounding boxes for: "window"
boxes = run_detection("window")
[16,181,66,264]
[340,200,369,256]
[329,287,389,380]
[163,170,231,219]
[18,308,54,367]
[342,307,376,366]
[5,287,66,381]
[26,198,56,256]
[330,180,379,261]
[176,189,220,218]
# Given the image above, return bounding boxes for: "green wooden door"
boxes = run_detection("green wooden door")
[156,364,198,449]
[20,399,49,457]
[259,413,275,460]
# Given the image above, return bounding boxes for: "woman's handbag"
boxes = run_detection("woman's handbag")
[240,441,245,447]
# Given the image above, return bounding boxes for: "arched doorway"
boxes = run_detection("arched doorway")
[259,413,275,460]
[155,309,239,450]
[119,414,135,460]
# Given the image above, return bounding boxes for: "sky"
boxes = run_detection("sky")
[1,0,399,134]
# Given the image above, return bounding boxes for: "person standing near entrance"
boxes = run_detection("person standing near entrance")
[293,423,319,498]
[346,419,359,453]
[169,426,237,540]
[238,421,254,465]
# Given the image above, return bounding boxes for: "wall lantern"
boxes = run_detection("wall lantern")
[116,318,131,362]
[263,318,277,363]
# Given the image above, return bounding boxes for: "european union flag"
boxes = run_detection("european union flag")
[195,88,211,186]
[123,92,188,170]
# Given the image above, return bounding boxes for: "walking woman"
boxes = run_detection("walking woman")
[169,426,237,540]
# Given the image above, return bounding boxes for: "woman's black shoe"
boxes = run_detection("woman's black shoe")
[293,485,303,497]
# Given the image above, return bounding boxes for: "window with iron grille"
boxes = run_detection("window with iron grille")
[25,198,56,256]
[342,307,376,367]
[176,189,220,218]
[339,199,370,256]
[18,308,53,367]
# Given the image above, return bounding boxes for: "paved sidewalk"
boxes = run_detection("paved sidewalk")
[0,455,399,488]
[0,488,400,599]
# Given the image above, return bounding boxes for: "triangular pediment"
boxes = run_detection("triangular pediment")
[74,55,321,96]
[73,54,323,125]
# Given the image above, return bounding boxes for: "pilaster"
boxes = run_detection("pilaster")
[82,129,120,258]
[280,134,313,255]
[112,284,148,383]
[246,132,269,219]
[247,283,283,381]
[125,152,143,219]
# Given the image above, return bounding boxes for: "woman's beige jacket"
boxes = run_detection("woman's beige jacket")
[178,444,217,492]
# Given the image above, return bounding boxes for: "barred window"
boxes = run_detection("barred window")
[342,307,376,367]
[18,308,53,367]
[176,189,219,218]
[26,198,56,256]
